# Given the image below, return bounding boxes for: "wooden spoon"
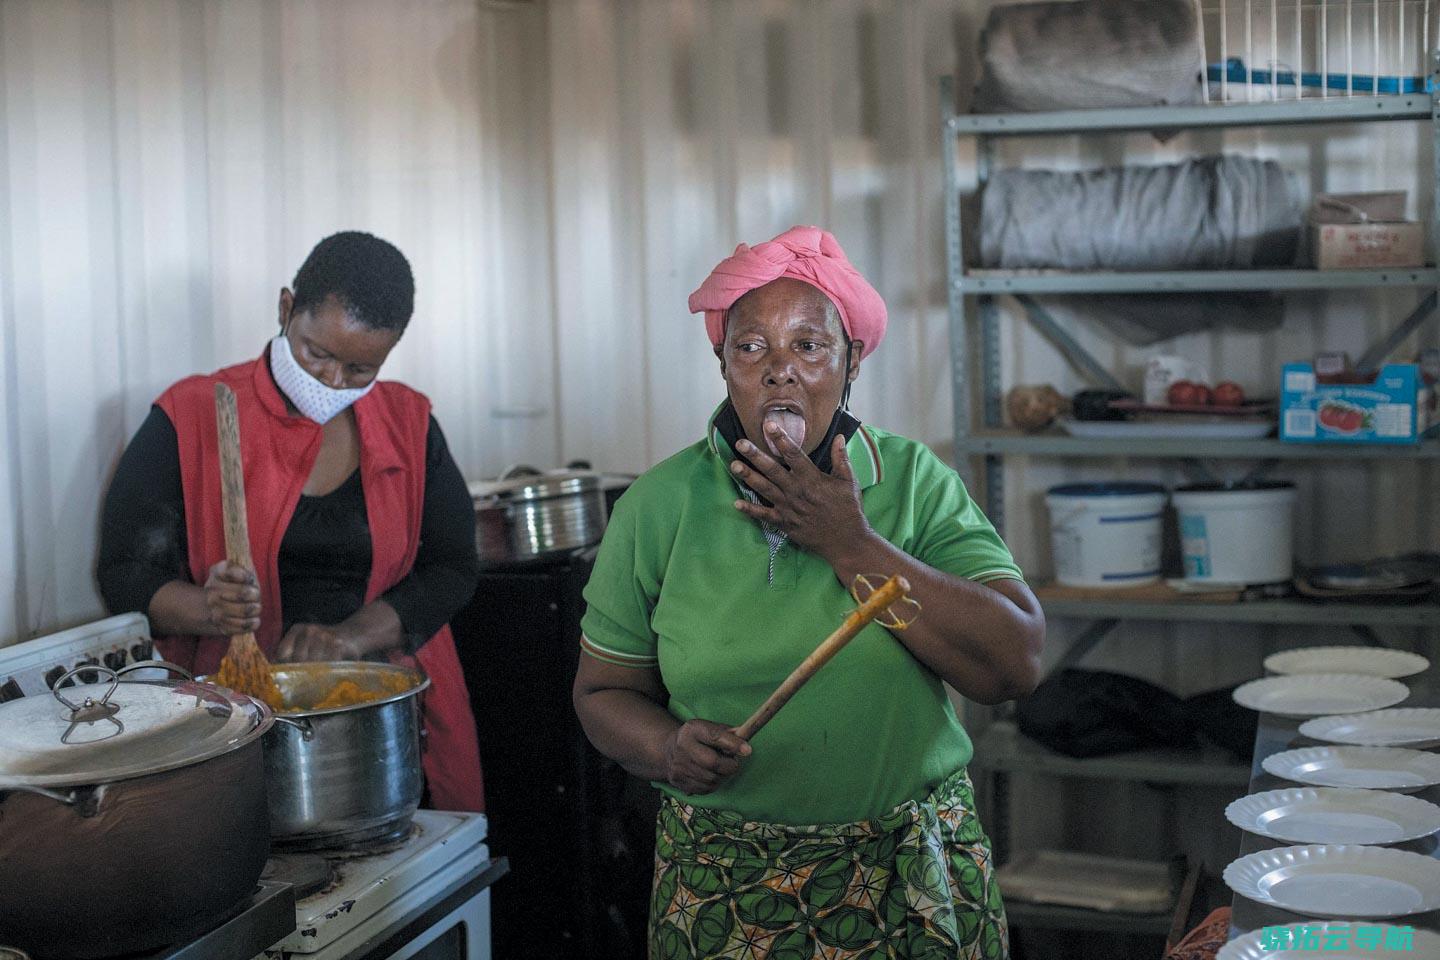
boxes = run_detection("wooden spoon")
[211,383,283,710]
[732,574,913,742]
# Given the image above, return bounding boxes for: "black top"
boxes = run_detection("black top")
[98,405,479,655]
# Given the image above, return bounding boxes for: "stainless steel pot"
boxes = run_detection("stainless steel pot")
[262,661,429,851]
[0,664,273,960]
[470,465,608,567]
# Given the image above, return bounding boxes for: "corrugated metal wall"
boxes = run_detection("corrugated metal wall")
[0,0,1435,915]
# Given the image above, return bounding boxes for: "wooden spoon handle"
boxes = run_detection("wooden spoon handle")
[215,384,253,573]
[732,574,912,742]
[215,384,257,646]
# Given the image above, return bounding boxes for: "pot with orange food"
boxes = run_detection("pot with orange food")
[207,660,430,850]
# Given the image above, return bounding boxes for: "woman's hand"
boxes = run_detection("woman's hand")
[203,561,261,636]
[663,720,752,795]
[729,430,875,564]
[273,623,365,663]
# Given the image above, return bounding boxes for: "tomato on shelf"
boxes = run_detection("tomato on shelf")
[1214,381,1246,407]
[1167,380,1203,406]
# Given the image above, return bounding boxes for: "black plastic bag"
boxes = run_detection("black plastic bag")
[1015,669,1196,759]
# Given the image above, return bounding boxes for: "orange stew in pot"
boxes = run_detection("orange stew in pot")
[300,672,413,712]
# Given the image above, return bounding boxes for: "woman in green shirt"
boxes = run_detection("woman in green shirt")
[574,226,1044,960]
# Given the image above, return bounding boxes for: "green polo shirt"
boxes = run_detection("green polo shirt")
[580,407,1024,825]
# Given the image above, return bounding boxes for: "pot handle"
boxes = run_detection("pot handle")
[114,661,194,682]
[498,463,543,481]
[49,665,119,714]
[0,783,102,816]
[272,715,315,742]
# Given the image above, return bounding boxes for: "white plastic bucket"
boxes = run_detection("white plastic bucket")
[1046,483,1167,588]
[1172,482,1296,585]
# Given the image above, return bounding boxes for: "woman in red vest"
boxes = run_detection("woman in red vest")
[98,231,484,812]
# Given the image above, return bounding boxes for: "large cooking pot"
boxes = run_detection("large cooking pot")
[0,664,272,960]
[470,465,608,567]
[262,661,428,851]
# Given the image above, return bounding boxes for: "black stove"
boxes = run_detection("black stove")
[119,880,294,960]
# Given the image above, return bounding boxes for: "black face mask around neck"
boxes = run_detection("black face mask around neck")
[715,399,861,484]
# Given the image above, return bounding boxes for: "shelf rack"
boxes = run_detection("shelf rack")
[940,59,1440,937]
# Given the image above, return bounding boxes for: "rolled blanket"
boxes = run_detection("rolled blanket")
[980,155,1302,271]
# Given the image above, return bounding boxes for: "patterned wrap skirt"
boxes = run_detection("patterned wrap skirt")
[649,768,1009,959]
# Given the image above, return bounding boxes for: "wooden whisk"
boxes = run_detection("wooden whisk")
[731,574,917,742]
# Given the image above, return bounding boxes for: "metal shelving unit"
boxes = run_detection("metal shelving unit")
[940,55,1440,937]
[975,721,1251,788]
[1037,598,1440,628]
[955,433,1440,460]
[1003,900,1176,937]
[961,267,1440,295]
[949,93,1432,136]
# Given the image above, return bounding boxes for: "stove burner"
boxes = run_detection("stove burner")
[271,817,420,857]
[326,821,420,859]
[261,854,335,900]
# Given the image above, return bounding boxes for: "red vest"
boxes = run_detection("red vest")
[154,349,484,812]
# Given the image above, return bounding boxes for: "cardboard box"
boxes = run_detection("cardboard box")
[1309,191,1425,269]
[1281,363,1431,444]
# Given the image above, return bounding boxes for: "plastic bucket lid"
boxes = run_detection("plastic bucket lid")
[1174,480,1294,494]
[1173,480,1296,510]
[1048,482,1167,498]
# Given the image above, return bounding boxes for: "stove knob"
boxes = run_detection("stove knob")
[130,640,153,662]
[45,665,68,690]
[0,678,23,703]
[75,657,100,685]
[103,650,127,672]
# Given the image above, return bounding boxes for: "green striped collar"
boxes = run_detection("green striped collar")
[705,401,883,490]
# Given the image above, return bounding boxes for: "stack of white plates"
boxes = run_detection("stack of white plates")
[1232,674,1410,718]
[1225,787,1440,845]
[1223,845,1440,918]
[1218,921,1440,959]
[1225,645,1439,949]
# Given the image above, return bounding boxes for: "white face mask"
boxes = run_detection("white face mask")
[269,334,375,424]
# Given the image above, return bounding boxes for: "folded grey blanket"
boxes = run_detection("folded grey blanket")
[980,155,1303,271]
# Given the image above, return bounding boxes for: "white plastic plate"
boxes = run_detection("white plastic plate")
[1300,709,1440,749]
[1217,921,1440,959]
[1224,787,1440,845]
[1224,844,1440,918]
[1263,745,1440,793]
[1057,416,1274,440]
[1232,674,1409,718]
[1265,646,1429,679]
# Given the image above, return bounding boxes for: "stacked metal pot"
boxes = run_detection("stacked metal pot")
[469,462,632,567]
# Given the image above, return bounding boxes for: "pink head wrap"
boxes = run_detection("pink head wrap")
[687,225,887,360]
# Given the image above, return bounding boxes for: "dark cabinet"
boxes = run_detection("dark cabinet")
[454,551,660,960]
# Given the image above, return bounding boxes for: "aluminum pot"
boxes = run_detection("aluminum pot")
[262,661,429,851]
[470,466,607,567]
[0,664,272,960]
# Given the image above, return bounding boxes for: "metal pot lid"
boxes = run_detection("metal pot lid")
[0,667,271,788]
[471,469,600,503]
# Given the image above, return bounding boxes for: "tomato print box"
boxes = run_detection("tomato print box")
[1280,363,1428,444]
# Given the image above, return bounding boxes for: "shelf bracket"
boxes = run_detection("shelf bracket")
[1015,295,1127,392]
[1047,618,1120,679]
[1235,459,1283,485]
[1177,459,1219,484]
[1349,625,1387,647]
[1357,291,1437,372]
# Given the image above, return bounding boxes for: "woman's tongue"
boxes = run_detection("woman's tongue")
[762,409,807,455]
